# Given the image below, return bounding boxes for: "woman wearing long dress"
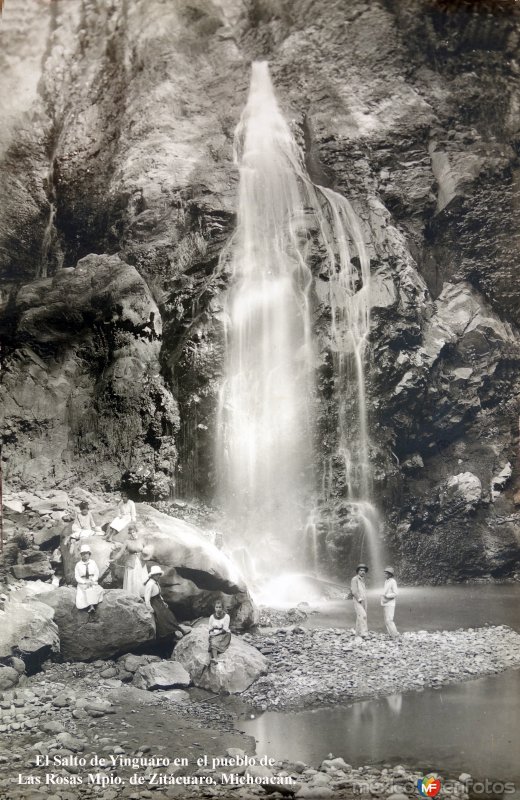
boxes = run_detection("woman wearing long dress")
[208,600,231,663]
[107,491,137,539]
[115,524,148,596]
[75,544,104,616]
[143,566,178,638]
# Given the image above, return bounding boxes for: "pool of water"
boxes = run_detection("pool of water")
[303,584,520,634]
[239,585,520,785]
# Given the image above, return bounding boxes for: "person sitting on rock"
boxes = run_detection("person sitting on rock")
[106,491,137,540]
[208,599,231,664]
[70,501,103,548]
[143,566,178,640]
[75,544,104,619]
[351,563,369,641]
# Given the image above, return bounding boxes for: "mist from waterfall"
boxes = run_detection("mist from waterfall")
[216,61,381,579]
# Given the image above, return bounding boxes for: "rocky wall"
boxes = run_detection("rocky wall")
[1,0,519,579]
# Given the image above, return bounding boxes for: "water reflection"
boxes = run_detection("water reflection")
[241,670,520,784]
[385,694,403,714]
[239,585,520,784]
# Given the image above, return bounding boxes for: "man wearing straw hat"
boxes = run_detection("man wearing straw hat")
[381,566,399,638]
[351,563,369,639]
[74,544,104,617]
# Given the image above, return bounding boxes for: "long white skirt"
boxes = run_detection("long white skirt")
[72,529,101,538]
[123,561,148,597]
[109,515,132,532]
[76,583,104,610]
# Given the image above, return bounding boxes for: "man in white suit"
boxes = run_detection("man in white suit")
[381,566,399,637]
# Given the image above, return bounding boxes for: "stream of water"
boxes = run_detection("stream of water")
[238,585,520,786]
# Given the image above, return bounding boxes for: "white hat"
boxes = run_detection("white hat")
[149,565,163,576]
[80,544,91,554]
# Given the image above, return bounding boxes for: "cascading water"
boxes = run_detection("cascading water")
[216,61,382,581]
[216,61,315,575]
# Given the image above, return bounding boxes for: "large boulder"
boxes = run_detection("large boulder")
[0,594,60,667]
[439,473,482,518]
[12,552,54,581]
[139,506,245,593]
[40,588,156,661]
[59,501,257,628]
[0,666,21,692]
[173,625,267,694]
[132,660,191,691]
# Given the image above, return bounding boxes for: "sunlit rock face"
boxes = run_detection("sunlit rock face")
[1,0,519,579]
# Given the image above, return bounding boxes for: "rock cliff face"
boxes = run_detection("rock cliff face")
[1,0,519,580]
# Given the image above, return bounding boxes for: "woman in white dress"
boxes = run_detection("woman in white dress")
[107,491,137,539]
[75,544,104,617]
[111,524,148,596]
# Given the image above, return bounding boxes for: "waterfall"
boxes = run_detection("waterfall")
[38,156,62,279]
[216,61,382,579]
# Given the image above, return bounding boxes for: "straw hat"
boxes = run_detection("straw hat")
[80,544,91,554]
[149,565,163,577]
[356,563,369,573]
[384,566,395,575]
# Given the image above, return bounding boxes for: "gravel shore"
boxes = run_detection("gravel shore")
[240,624,520,710]
[1,623,519,798]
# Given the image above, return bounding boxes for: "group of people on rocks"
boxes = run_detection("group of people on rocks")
[71,493,231,663]
[71,494,174,631]
[70,493,399,661]
[351,563,399,639]
[69,492,136,548]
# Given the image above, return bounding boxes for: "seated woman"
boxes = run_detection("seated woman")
[143,566,178,639]
[106,491,137,540]
[208,599,231,664]
[75,544,104,618]
[70,501,102,549]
